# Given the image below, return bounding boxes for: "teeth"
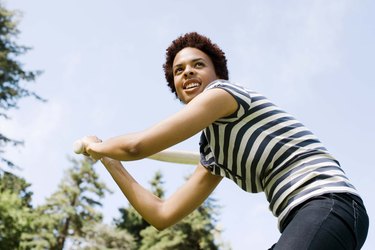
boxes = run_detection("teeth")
[185,83,200,89]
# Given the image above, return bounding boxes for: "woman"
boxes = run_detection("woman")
[80,32,369,249]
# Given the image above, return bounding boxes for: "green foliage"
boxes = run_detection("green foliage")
[0,189,33,249]
[0,170,33,207]
[115,206,150,244]
[149,170,165,198]
[0,2,43,112]
[0,161,231,249]
[78,223,136,250]
[0,1,43,169]
[0,171,34,249]
[20,157,111,250]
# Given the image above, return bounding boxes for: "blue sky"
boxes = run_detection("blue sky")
[2,0,374,249]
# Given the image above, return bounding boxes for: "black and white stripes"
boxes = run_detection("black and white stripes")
[199,80,358,229]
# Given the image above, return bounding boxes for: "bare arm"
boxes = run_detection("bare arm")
[85,88,237,160]
[100,157,223,230]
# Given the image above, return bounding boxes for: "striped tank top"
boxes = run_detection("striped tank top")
[199,80,359,229]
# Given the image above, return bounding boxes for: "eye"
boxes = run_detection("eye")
[195,62,205,68]
[174,67,183,75]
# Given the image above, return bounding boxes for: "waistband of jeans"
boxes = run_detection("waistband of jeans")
[280,192,365,232]
[322,192,365,209]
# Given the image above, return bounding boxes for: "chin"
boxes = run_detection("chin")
[180,98,189,104]
[179,97,191,104]
[176,93,188,104]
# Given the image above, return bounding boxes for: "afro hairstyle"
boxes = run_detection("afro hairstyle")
[163,32,229,98]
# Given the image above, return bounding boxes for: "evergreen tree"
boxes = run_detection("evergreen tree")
[0,171,34,249]
[0,1,43,168]
[115,206,149,245]
[20,157,111,250]
[80,223,136,250]
[0,170,33,206]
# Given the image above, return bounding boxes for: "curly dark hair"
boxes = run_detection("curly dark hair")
[163,32,229,98]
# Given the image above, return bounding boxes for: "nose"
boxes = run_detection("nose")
[183,65,195,77]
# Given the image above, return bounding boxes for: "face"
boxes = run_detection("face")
[173,47,218,104]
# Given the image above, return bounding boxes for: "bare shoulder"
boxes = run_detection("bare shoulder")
[188,87,238,119]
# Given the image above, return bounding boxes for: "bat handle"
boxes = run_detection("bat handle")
[73,140,84,154]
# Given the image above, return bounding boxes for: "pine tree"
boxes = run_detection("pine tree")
[0,1,43,169]
[81,223,136,250]
[0,171,34,249]
[20,157,111,250]
[0,170,33,207]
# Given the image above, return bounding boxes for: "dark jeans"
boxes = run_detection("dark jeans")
[269,193,369,250]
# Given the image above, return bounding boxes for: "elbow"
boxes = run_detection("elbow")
[154,224,168,231]
[120,139,145,160]
[124,144,141,159]
[146,207,176,231]
[152,220,174,231]
[116,133,160,161]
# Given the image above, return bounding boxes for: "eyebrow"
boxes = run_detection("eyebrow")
[173,58,206,69]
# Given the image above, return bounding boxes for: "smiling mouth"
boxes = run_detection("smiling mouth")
[183,79,201,90]
[184,82,200,89]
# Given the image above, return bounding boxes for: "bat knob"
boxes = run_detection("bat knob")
[73,140,84,154]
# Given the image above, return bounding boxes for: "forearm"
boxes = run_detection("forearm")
[100,158,222,230]
[86,123,188,161]
[100,158,166,227]
[88,133,144,161]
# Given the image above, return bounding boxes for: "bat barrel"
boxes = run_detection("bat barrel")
[148,150,200,165]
